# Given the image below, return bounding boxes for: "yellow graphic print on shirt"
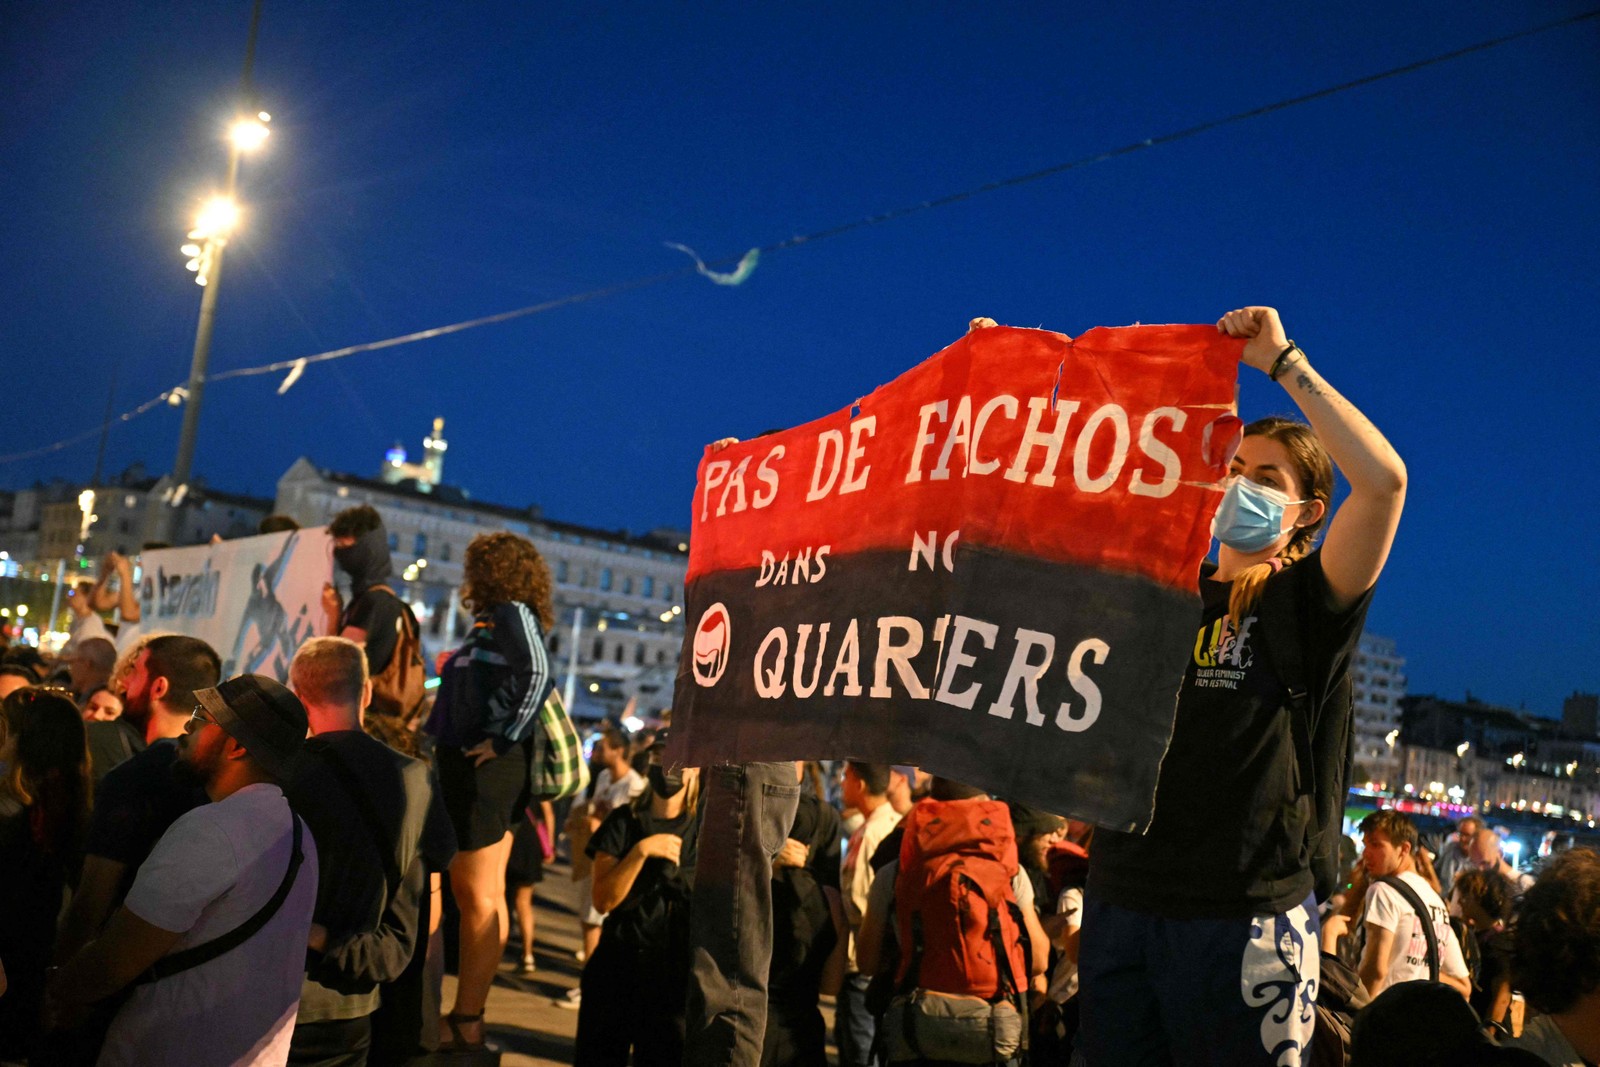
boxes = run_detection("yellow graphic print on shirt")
[1192,612,1258,690]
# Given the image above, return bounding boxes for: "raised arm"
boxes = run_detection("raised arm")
[1219,307,1407,610]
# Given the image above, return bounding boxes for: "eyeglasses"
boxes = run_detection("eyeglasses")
[189,705,219,728]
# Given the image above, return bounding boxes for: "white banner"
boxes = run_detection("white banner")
[137,527,334,682]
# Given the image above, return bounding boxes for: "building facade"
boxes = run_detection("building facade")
[1399,695,1600,822]
[1351,632,1407,790]
[34,471,272,563]
[274,448,688,715]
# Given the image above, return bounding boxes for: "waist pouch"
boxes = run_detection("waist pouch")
[883,990,1023,1064]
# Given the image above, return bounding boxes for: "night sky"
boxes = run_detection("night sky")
[3,2,1596,714]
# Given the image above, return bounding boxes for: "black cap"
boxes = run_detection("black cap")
[195,675,308,778]
[1009,803,1068,841]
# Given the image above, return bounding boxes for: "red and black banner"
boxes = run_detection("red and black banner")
[668,324,1242,831]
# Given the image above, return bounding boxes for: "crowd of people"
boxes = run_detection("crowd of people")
[0,505,555,1065]
[0,306,1596,1067]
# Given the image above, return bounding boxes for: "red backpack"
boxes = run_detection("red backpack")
[893,798,1029,1001]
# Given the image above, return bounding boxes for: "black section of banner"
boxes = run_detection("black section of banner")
[668,543,1196,832]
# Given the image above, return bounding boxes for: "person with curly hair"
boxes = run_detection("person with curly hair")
[0,687,92,1061]
[425,531,555,1052]
[1506,848,1600,1064]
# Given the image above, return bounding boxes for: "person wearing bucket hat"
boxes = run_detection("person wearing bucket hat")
[47,674,319,1066]
[190,674,311,784]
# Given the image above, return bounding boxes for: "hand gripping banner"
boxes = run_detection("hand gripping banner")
[668,324,1243,831]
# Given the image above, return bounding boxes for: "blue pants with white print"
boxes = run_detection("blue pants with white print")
[1077,894,1319,1067]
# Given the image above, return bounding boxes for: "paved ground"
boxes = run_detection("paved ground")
[443,861,838,1066]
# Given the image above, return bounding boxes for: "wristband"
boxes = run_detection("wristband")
[1268,342,1304,383]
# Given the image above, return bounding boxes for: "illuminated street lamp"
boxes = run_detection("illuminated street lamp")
[229,112,272,151]
[166,0,267,544]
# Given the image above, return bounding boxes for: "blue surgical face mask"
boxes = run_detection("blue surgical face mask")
[1212,476,1307,553]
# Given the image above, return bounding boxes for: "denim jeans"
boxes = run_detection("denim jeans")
[833,970,878,1067]
[684,762,803,1067]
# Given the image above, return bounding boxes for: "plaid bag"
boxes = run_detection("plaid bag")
[529,688,589,801]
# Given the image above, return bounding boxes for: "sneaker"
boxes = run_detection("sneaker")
[518,956,536,977]
[553,989,581,1010]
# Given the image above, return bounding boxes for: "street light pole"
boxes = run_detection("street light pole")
[166,0,266,542]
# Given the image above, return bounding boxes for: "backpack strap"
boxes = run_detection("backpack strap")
[368,585,420,637]
[900,904,929,1060]
[116,722,137,765]
[1376,875,1441,981]
[1257,569,1315,791]
[136,811,305,984]
[994,892,1032,1052]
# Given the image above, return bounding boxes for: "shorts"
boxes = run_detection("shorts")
[507,817,546,887]
[436,737,533,851]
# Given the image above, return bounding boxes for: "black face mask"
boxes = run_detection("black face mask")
[333,526,393,591]
[649,763,685,799]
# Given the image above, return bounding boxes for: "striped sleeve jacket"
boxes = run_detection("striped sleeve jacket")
[436,600,554,753]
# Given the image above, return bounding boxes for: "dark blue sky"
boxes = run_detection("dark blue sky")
[4,2,1596,714]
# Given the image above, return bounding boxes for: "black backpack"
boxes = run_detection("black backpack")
[1256,565,1356,904]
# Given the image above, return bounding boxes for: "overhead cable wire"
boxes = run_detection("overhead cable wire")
[4,7,1594,469]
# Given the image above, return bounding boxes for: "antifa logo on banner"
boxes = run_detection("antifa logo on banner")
[666,323,1242,830]
[693,603,732,687]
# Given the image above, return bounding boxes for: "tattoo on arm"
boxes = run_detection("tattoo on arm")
[1293,370,1323,398]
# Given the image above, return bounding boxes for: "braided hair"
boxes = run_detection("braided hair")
[1226,416,1334,628]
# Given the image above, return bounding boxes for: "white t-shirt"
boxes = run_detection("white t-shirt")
[101,784,320,1067]
[1045,886,1083,1003]
[1361,870,1469,992]
[591,766,646,816]
[62,610,113,655]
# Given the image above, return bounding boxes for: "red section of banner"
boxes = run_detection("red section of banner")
[686,324,1241,593]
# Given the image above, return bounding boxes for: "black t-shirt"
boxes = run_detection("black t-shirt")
[1090,551,1372,919]
[586,804,699,957]
[769,865,838,1009]
[344,587,404,676]
[795,792,842,891]
[86,739,206,901]
[1470,927,1514,1023]
[0,797,74,1058]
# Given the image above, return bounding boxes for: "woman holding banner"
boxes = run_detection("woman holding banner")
[1079,306,1406,1067]
[428,532,556,1052]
